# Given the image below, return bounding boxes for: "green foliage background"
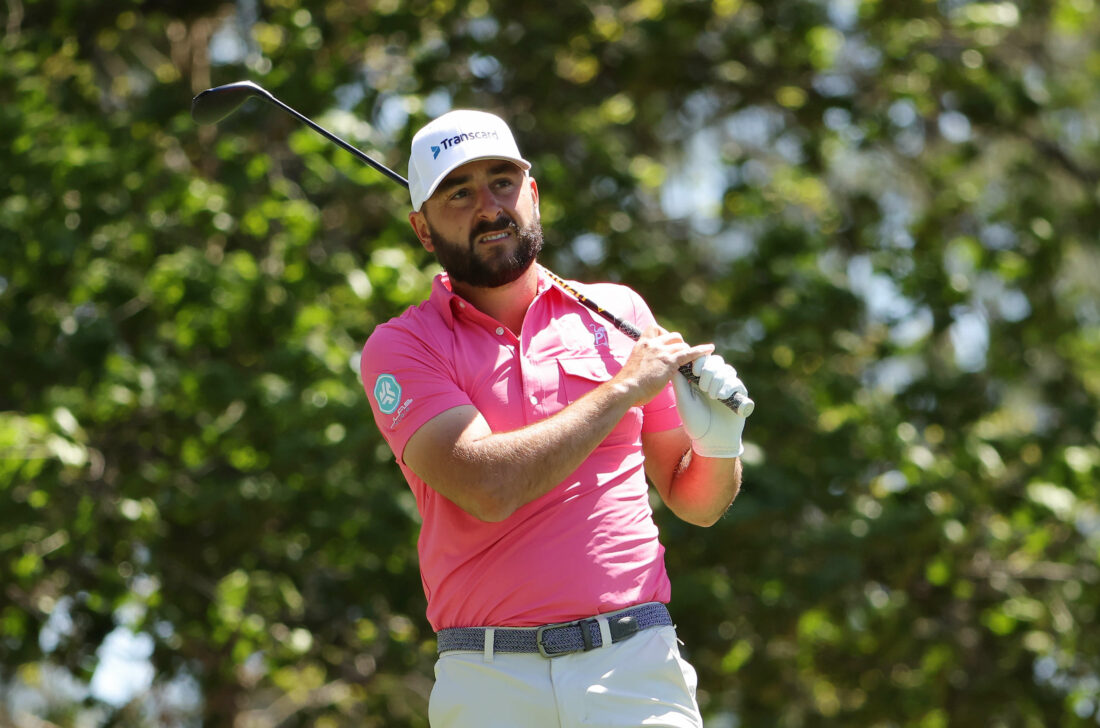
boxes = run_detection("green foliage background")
[2,0,1099,725]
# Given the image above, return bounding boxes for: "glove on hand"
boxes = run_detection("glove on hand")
[672,354,748,458]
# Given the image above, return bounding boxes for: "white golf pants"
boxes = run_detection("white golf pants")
[429,625,703,727]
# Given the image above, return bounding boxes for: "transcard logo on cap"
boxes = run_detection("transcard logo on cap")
[431,129,501,159]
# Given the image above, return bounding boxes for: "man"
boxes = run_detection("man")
[360,109,750,727]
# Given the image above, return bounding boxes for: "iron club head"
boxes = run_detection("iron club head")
[191,81,274,125]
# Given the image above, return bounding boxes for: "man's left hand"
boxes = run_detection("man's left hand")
[672,354,748,459]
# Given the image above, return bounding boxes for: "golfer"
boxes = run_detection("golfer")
[360,109,750,727]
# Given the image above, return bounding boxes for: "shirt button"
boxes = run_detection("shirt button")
[459,302,466,309]
[495,326,504,335]
[529,395,538,405]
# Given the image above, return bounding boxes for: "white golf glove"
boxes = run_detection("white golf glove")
[671,354,748,459]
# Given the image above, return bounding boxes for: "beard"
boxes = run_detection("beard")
[427,213,544,289]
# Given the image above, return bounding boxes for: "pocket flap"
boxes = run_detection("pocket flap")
[556,355,623,383]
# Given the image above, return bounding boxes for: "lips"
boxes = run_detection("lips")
[471,216,517,245]
[478,230,512,244]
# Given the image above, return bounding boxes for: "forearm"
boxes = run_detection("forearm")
[664,450,742,527]
[405,326,713,522]
[435,380,635,521]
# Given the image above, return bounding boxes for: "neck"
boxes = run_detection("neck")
[451,263,539,334]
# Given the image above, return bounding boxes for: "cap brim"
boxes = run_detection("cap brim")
[417,154,532,210]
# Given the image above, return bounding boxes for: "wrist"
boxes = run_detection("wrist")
[690,438,744,459]
[605,371,653,408]
[588,377,642,422]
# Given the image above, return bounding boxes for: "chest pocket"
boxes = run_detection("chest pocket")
[556,356,643,448]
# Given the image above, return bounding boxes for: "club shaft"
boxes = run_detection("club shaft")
[262,93,409,188]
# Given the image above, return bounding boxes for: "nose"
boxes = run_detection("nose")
[473,183,503,220]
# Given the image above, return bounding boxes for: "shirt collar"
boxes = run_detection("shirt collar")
[428,272,460,328]
[427,265,555,328]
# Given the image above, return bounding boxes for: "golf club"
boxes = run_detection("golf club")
[192,81,754,417]
[192,80,408,187]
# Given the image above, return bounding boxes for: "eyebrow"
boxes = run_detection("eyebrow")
[436,162,522,195]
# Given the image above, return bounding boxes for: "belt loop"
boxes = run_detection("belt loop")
[482,628,495,663]
[597,617,612,649]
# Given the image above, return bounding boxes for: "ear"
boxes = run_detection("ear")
[409,211,434,252]
[528,176,540,217]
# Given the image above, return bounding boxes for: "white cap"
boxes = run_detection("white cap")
[408,109,531,211]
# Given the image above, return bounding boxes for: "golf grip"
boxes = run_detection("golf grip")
[542,269,754,417]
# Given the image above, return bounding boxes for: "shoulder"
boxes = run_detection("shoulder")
[559,277,654,327]
[552,274,647,311]
[578,280,638,299]
[362,300,454,366]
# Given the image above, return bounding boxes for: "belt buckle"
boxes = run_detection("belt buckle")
[536,617,597,658]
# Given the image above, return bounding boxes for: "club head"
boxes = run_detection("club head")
[191,81,272,125]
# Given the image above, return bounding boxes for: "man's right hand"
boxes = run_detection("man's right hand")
[612,326,714,406]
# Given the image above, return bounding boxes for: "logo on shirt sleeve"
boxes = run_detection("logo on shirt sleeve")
[373,374,402,414]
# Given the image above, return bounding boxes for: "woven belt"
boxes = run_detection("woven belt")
[436,602,673,658]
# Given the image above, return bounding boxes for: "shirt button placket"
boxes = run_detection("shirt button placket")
[517,346,539,423]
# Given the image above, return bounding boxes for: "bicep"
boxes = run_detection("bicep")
[642,426,691,501]
[402,405,494,509]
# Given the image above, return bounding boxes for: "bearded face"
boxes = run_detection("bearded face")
[426,212,544,289]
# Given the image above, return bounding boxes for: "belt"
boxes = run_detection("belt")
[435,602,673,658]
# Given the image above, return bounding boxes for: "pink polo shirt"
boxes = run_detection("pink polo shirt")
[360,266,683,630]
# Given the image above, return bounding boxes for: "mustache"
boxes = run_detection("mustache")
[470,214,518,242]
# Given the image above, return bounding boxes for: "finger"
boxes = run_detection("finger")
[705,355,743,399]
[715,375,747,402]
[691,355,745,401]
[655,330,686,347]
[693,354,724,395]
[676,343,714,368]
[707,358,741,399]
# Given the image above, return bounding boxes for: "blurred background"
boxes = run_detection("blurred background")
[2,0,1099,725]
